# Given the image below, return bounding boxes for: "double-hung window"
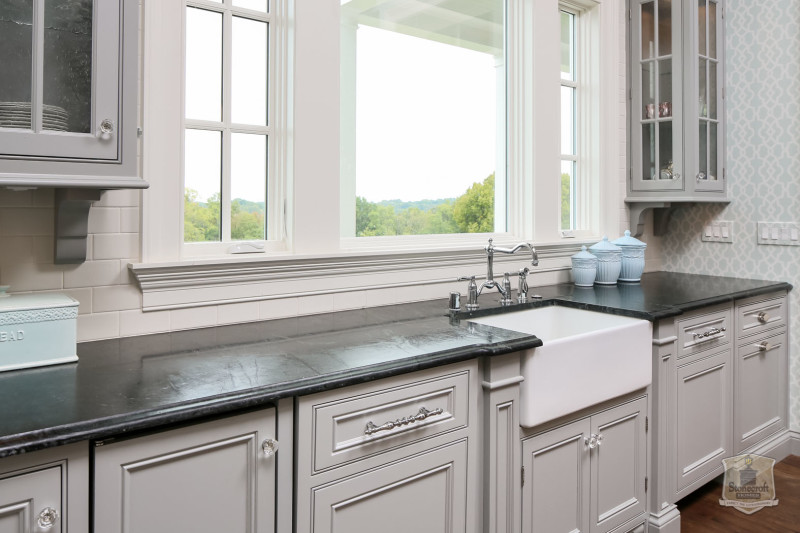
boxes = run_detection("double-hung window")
[560,8,579,233]
[183,0,276,255]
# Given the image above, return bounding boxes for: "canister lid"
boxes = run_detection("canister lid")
[571,245,596,260]
[612,230,647,248]
[589,235,621,253]
[0,291,78,311]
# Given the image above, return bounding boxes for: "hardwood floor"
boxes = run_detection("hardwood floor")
[678,455,800,533]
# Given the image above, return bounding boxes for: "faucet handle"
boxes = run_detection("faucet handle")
[518,268,529,303]
[457,276,480,311]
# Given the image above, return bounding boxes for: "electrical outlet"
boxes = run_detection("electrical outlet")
[757,221,800,246]
[700,220,734,243]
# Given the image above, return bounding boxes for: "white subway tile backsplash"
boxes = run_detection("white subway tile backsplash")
[218,301,260,325]
[93,284,142,312]
[55,288,93,314]
[259,297,298,320]
[0,208,53,236]
[64,260,125,288]
[333,290,366,311]
[120,207,140,233]
[0,189,33,207]
[96,189,140,208]
[88,207,121,234]
[93,233,139,260]
[119,309,170,337]
[297,294,334,316]
[0,263,63,291]
[32,236,54,263]
[77,312,120,342]
[32,189,54,207]
[365,287,398,307]
[170,306,218,331]
[0,237,34,264]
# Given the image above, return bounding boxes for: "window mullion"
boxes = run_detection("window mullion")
[221,8,233,242]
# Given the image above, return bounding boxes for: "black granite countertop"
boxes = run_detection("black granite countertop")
[0,271,790,458]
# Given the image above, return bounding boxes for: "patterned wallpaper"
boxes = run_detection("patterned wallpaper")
[662,0,800,431]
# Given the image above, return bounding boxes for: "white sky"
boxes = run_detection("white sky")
[184,11,500,204]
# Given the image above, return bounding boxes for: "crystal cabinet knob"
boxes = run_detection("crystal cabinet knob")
[584,433,603,449]
[98,119,114,138]
[37,507,59,529]
[261,438,279,458]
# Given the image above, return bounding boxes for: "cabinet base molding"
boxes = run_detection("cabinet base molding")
[791,431,800,456]
[647,504,680,533]
[743,428,794,462]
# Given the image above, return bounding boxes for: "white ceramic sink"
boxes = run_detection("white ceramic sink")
[469,306,652,427]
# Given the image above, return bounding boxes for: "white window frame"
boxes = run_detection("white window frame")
[135,0,624,311]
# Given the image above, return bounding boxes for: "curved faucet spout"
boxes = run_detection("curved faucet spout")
[489,240,539,267]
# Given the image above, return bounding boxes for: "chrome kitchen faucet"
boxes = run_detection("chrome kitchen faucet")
[455,238,538,311]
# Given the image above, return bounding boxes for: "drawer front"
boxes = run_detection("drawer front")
[677,308,732,359]
[737,295,787,339]
[301,365,472,474]
[0,466,62,533]
[734,331,787,454]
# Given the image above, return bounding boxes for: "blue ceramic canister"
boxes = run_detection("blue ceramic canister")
[588,236,622,284]
[570,245,597,287]
[612,230,647,282]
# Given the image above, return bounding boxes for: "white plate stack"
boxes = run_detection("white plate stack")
[0,102,70,131]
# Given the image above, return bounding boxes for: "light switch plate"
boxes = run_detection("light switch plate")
[701,220,734,243]
[757,221,800,246]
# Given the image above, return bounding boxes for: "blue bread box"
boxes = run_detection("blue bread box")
[0,288,79,372]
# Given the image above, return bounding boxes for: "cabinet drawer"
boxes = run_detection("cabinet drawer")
[0,466,62,533]
[737,295,786,339]
[677,308,732,359]
[300,364,473,474]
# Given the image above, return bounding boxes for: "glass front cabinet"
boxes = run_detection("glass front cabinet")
[0,0,143,189]
[627,0,726,210]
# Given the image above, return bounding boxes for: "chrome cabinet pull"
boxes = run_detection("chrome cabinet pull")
[261,438,279,458]
[37,507,59,529]
[584,433,603,449]
[756,341,775,352]
[364,406,444,436]
[692,326,726,342]
[757,311,770,324]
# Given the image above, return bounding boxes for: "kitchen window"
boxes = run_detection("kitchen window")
[137,0,624,310]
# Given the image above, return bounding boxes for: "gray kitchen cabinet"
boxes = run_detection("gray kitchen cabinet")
[626,0,727,234]
[295,360,479,533]
[94,408,278,533]
[0,443,88,533]
[521,395,648,533]
[0,0,142,188]
[674,348,731,497]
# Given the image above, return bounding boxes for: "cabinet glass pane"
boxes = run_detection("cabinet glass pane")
[657,0,671,56]
[698,0,706,57]
[709,122,717,180]
[233,0,267,12]
[641,2,655,59]
[659,58,672,111]
[659,121,673,179]
[184,129,222,242]
[642,123,655,180]
[709,62,717,119]
[709,2,717,59]
[231,133,267,240]
[231,17,267,126]
[186,7,222,122]
[0,1,33,130]
[43,0,92,133]
[698,121,707,179]
[699,58,707,117]
[642,61,655,118]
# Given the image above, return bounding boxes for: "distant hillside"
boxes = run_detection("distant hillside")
[374,198,456,212]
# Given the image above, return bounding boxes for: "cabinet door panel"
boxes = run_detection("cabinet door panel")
[522,418,591,533]
[734,332,787,453]
[590,397,647,533]
[675,350,730,494]
[94,409,276,533]
[0,467,61,533]
[310,440,467,533]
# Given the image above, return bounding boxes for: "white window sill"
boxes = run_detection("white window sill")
[129,241,586,311]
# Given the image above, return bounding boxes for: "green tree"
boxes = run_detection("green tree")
[560,172,571,230]
[184,188,220,242]
[231,199,265,240]
[453,173,495,233]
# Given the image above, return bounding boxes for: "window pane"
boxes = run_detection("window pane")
[658,121,673,180]
[233,0,267,12]
[642,61,655,118]
[560,160,575,231]
[184,129,222,242]
[560,11,574,81]
[709,1,717,59]
[698,121,708,179]
[657,0,671,56]
[186,7,222,122]
[658,58,672,110]
[641,2,654,60]
[232,16,268,126]
[709,122,717,180]
[709,61,717,119]
[642,123,655,180]
[343,1,503,236]
[698,0,706,57]
[699,58,707,117]
[0,1,33,130]
[43,0,92,133]
[561,86,575,155]
[231,133,267,240]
